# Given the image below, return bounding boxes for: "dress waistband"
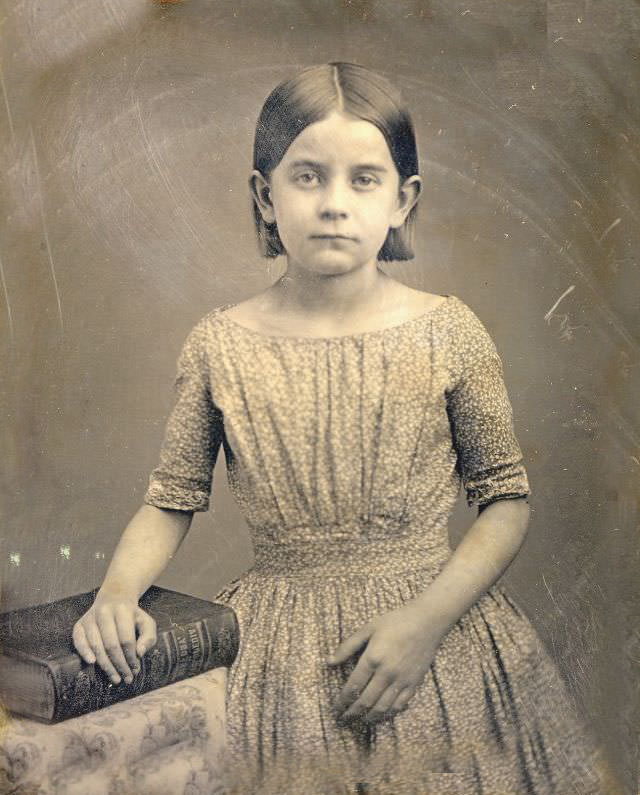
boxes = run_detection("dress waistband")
[249,524,451,578]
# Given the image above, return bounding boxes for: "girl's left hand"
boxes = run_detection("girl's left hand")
[327,603,445,725]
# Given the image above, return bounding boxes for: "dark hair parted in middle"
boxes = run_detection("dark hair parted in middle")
[252,62,420,261]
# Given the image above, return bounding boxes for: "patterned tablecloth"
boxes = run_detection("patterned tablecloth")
[0,668,227,795]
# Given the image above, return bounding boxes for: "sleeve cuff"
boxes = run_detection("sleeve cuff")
[465,465,531,509]
[143,481,211,512]
[473,492,531,509]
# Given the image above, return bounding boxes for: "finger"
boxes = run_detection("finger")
[85,622,122,684]
[328,624,372,666]
[335,655,377,713]
[95,609,133,682]
[114,604,139,675]
[135,609,157,657]
[390,686,415,714]
[364,681,405,723]
[72,622,96,665]
[341,670,391,721]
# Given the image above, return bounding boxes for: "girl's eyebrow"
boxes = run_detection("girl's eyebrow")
[352,163,389,173]
[288,159,389,173]
[289,159,325,170]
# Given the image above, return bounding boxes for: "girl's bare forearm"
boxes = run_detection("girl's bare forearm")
[407,497,530,637]
[97,504,193,602]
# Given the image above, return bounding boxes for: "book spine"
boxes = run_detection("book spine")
[51,614,236,722]
[0,651,57,722]
[205,608,240,669]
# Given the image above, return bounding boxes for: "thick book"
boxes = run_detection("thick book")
[0,585,239,723]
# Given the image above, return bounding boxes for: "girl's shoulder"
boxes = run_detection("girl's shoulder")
[426,294,498,349]
[174,305,235,364]
[444,295,497,336]
[439,297,505,383]
[201,303,236,327]
[185,303,237,338]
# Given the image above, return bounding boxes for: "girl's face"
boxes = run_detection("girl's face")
[252,111,421,275]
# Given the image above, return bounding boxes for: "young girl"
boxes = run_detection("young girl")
[73,63,611,794]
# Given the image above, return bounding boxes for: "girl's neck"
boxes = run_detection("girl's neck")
[268,261,398,319]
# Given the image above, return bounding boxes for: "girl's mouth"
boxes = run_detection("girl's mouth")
[310,234,358,242]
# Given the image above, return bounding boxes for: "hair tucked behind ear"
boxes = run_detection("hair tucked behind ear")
[252,62,419,261]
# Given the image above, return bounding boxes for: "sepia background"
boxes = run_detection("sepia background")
[1,0,638,789]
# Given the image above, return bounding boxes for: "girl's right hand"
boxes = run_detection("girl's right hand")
[72,595,157,685]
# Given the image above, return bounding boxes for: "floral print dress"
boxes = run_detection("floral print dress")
[143,294,607,794]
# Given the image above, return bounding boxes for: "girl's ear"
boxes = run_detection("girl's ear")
[389,175,422,229]
[249,170,276,224]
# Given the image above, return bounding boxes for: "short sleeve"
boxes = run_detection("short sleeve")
[143,319,223,512]
[446,302,531,509]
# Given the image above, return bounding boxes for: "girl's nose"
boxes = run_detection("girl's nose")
[318,181,350,220]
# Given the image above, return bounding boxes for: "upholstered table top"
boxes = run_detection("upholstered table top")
[0,668,227,795]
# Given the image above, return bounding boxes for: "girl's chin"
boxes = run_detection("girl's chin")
[289,252,375,274]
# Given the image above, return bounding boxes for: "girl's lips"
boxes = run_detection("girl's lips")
[310,234,358,241]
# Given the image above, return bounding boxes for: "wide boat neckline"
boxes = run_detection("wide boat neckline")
[216,294,456,342]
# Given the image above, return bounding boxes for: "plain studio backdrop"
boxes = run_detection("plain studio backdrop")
[1,1,638,790]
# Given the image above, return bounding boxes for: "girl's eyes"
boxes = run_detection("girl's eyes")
[295,172,320,186]
[353,174,378,188]
[292,173,380,188]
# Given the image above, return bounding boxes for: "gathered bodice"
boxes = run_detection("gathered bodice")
[144,294,530,574]
[214,299,460,549]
